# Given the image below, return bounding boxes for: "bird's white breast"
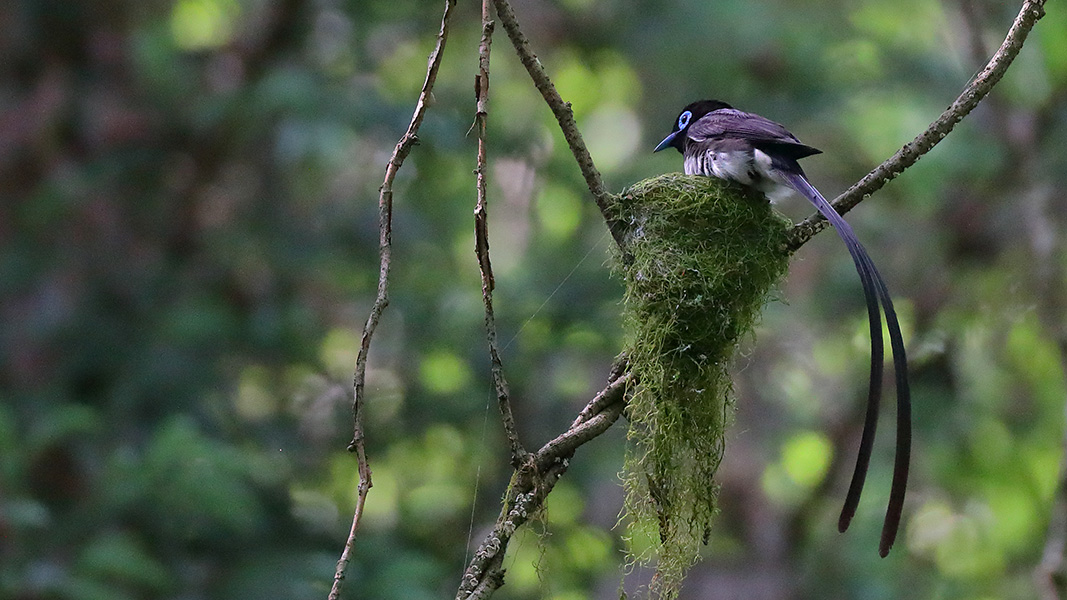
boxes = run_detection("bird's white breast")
[685,148,795,203]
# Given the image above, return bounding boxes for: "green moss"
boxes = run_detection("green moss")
[610,173,790,598]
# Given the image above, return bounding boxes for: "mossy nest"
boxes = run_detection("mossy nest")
[610,173,791,598]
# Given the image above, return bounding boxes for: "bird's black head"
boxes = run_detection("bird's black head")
[654,99,733,153]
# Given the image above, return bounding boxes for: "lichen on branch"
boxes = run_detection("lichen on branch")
[611,174,791,598]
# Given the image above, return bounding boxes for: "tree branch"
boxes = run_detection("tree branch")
[787,0,1048,251]
[456,369,629,599]
[490,0,628,250]
[571,362,629,427]
[535,379,628,472]
[473,1,527,467]
[330,1,457,598]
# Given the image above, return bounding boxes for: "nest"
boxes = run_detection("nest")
[611,173,791,598]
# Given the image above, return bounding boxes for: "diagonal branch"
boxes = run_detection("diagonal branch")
[490,0,628,250]
[473,0,526,466]
[787,0,1047,251]
[330,1,457,598]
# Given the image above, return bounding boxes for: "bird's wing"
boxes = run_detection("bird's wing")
[687,109,822,160]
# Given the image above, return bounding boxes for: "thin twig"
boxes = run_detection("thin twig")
[787,0,1047,251]
[490,0,628,250]
[456,371,629,599]
[330,1,457,598]
[473,0,526,467]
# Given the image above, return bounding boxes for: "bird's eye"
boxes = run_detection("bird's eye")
[677,110,692,130]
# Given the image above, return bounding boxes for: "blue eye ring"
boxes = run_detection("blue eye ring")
[677,110,692,130]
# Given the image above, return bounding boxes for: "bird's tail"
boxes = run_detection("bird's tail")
[780,170,911,557]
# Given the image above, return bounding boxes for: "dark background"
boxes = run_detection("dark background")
[3,0,1067,598]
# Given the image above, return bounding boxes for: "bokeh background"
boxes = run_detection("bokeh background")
[3,0,1067,598]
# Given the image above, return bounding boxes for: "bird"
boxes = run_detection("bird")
[654,99,910,557]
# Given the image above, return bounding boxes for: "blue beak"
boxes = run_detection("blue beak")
[653,130,679,152]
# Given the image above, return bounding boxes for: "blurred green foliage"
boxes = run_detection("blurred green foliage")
[1,0,1067,599]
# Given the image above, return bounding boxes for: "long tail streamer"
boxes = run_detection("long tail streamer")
[781,170,911,557]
